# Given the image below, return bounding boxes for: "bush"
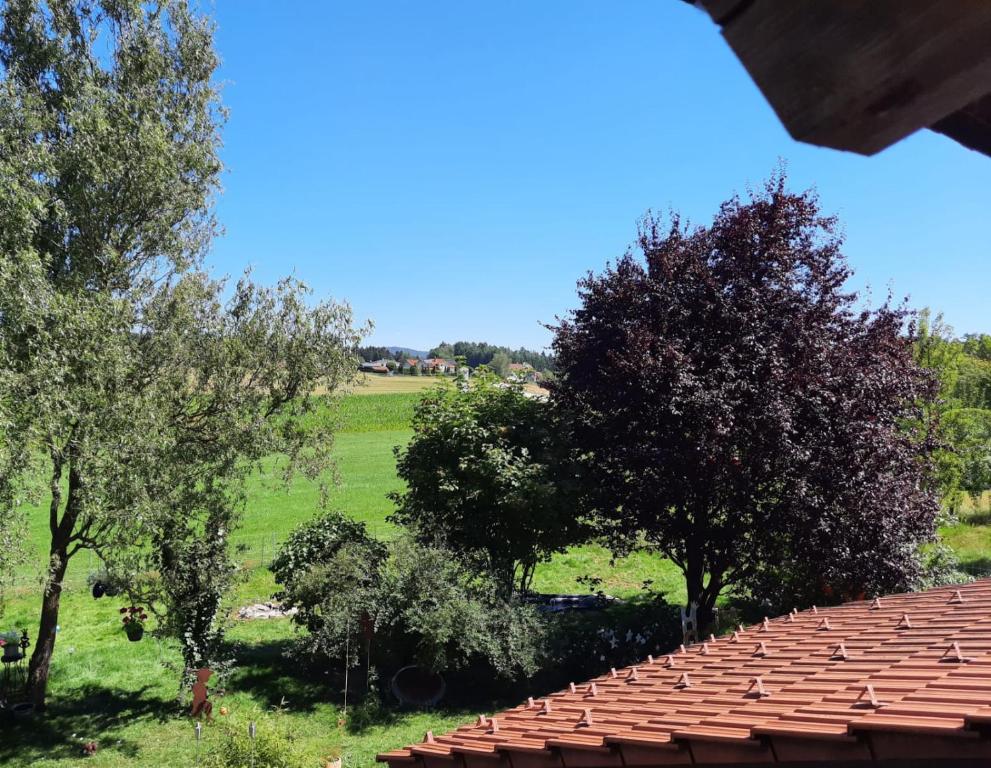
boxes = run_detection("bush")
[271,510,385,600]
[541,598,682,685]
[203,712,333,768]
[273,518,544,681]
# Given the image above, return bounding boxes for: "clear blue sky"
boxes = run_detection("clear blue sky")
[208,1,991,352]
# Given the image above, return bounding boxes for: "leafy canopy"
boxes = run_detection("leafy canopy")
[273,512,543,679]
[551,174,941,625]
[0,0,362,705]
[390,375,584,595]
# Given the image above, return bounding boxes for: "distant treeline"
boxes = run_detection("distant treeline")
[357,341,555,372]
[357,346,417,363]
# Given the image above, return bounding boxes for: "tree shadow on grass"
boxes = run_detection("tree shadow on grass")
[961,510,991,527]
[0,684,175,764]
[228,637,333,714]
[960,556,991,578]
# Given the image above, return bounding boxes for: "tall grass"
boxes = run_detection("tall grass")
[334,393,423,432]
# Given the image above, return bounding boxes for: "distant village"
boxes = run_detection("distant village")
[358,356,543,383]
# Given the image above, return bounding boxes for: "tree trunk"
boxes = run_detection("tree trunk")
[684,548,721,638]
[28,452,78,712]
[27,552,68,712]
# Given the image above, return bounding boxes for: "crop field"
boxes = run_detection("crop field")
[350,374,447,395]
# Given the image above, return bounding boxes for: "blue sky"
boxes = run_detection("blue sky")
[209,1,991,352]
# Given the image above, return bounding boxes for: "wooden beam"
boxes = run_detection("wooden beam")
[931,93,991,156]
[700,0,991,156]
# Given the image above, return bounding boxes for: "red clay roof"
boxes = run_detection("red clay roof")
[378,579,991,767]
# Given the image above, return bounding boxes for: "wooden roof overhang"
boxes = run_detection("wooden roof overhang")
[378,580,991,767]
[694,0,991,157]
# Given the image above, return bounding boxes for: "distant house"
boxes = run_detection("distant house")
[508,362,540,383]
[360,358,393,374]
[423,357,457,374]
[400,357,428,372]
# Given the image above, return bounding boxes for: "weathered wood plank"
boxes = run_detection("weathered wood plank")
[699,0,991,155]
[932,93,991,156]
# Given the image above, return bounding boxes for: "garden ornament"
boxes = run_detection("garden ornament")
[190,667,214,720]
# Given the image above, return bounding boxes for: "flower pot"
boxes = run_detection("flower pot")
[91,582,106,599]
[124,626,144,642]
[2,642,21,661]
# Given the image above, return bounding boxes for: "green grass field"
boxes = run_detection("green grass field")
[0,392,685,768]
[3,391,989,767]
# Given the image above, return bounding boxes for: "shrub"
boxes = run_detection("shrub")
[271,510,385,599]
[203,712,329,768]
[274,519,543,681]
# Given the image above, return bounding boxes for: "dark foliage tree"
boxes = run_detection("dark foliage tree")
[551,176,941,629]
[390,375,584,595]
[357,346,392,362]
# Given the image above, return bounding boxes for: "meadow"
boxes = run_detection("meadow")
[3,389,989,767]
[0,391,684,768]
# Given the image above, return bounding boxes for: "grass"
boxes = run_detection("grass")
[6,389,986,767]
[1,391,681,768]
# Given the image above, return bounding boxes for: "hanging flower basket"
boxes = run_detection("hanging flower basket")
[120,606,148,642]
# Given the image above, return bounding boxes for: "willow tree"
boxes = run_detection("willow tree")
[0,0,361,709]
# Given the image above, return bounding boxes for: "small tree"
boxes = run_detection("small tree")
[391,375,584,595]
[489,351,511,378]
[943,409,991,504]
[551,175,940,629]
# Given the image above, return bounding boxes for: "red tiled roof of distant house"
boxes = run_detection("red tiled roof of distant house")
[508,363,532,371]
[377,579,991,767]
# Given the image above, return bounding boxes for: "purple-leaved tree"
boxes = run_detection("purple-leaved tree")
[551,175,941,629]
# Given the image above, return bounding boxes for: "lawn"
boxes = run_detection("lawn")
[0,391,683,768]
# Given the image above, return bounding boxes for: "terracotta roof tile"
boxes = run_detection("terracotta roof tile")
[378,580,991,767]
